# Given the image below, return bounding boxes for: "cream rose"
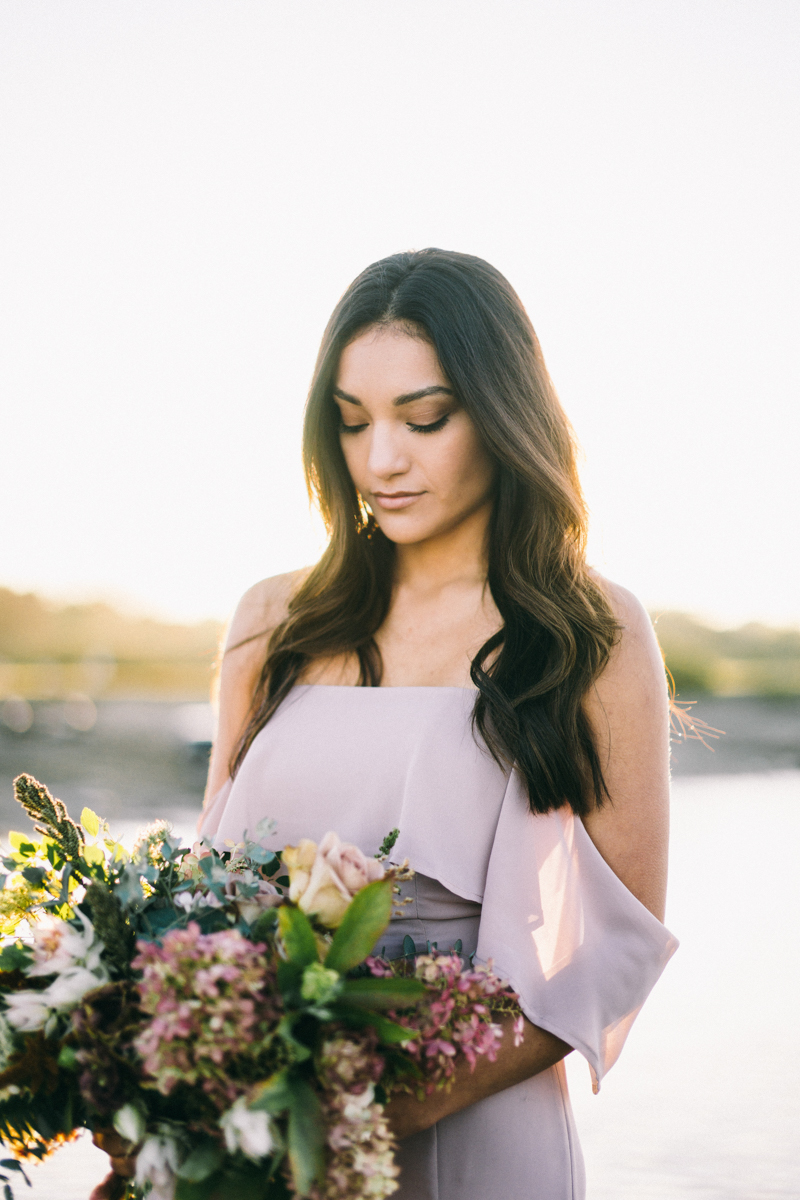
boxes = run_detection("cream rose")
[283,833,384,929]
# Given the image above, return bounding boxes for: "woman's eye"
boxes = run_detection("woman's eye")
[407,414,450,434]
[340,422,368,434]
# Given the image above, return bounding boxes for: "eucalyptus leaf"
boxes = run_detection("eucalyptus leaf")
[20,867,47,887]
[80,808,100,838]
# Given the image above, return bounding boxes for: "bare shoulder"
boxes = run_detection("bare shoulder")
[224,568,310,654]
[588,572,666,706]
[204,568,310,807]
[582,572,670,921]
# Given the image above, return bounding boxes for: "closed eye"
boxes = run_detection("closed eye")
[407,414,450,434]
[339,421,369,434]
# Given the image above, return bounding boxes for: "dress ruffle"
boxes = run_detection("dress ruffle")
[199,685,677,1089]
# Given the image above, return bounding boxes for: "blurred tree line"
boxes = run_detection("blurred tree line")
[1,588,799,702]
[0,588,223,701]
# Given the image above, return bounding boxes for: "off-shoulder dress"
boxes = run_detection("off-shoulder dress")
[200,685,678,1200]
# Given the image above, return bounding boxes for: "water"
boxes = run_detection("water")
[7,767,800,1198]
[567,771,800,1199]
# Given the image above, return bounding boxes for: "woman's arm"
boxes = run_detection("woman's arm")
[581,580,671,922]
[386,1016,572,1139]
[201,571,305,815]
[387,580,671,1138]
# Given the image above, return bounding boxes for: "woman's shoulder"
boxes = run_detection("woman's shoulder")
[587,571,667,703]
[224,568,310,654]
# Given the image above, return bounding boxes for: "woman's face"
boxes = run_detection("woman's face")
[334,325,496,547]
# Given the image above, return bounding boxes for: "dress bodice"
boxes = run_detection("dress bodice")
[201,684,678,1091]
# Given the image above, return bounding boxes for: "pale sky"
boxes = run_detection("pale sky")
[1,1,798,627]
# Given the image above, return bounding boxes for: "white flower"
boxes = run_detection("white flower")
[113,1103,146,1145]
[220,1098,275,1161]
[135,1133,181,1200]
[45,966,105,1008]
[3,990,50,1032]
[4,950,109,1033]
[342,1084,376,1123]
[28,912,103,977]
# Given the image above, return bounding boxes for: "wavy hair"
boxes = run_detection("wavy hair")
[232,249,620,816]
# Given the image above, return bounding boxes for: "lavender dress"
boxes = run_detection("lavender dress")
[200,686,678,1200]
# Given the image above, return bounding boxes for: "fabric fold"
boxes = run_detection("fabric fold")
[200,684,677,1088]
[475,771,678,1089]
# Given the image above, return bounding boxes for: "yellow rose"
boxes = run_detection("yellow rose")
[282,839,318,905]
[284,832,385,929]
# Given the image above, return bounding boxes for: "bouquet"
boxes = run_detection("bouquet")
[0,775,523,1200]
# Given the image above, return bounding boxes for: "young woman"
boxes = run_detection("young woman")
[199,248,678,1199]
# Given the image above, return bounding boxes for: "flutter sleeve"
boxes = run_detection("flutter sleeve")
[475,771,679,1092]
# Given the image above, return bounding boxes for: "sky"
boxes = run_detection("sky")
[1,1,798,628]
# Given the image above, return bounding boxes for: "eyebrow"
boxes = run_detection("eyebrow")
[332,385,454,407]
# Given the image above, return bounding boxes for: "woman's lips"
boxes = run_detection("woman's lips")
[371,491,425,510]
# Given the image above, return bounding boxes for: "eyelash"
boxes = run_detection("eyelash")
[340,414,451,436]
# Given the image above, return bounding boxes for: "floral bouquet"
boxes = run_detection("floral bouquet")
[0,775,522,1200]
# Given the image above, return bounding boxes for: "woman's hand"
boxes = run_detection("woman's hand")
[90,1127,138,1199]
[384,1013,572,1140]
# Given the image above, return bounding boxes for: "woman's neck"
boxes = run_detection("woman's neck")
[391,498,492,597]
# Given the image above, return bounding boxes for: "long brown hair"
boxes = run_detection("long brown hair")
[233,249,619,816]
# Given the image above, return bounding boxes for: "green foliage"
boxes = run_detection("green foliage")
[323,879,393,974]
[286,1079,325,1197]
[276,907,318,968]
[0,944,32,973]
[376,828,400,858]
[339,976,426,1010]
[13,775,84,860]
[84,881,136,977]
[176,1140,225,1183]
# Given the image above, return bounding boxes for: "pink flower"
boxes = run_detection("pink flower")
[284,832,384,929]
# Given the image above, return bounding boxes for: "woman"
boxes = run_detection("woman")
[200,248,677,1199]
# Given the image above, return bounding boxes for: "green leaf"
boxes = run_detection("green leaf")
[80,808,100,838]
[332,1005,419,1044]
[287,1079,325,1197]
[402,934,416,958]
[323,878,394,974]
[247,908,279,943]
[177,1141,225,1182]
[175,1175,222,1200]
[275,1014,311,1062]
[0,943,32,971]
[58,863,72,904]
[249,1068,294,1114]
[8,833,37,856]
[376,827,400,857]
[277,906,318,967]
[57,1045,78,1070]
[20,866,47,887]
[82,844,105,867]
[339,976,427,1009]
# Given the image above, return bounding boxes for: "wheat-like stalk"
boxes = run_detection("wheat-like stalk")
[13,774,85,859]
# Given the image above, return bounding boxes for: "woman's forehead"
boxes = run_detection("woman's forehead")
[336,326,448,400]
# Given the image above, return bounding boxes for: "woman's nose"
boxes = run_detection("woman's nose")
[367,421,410,479]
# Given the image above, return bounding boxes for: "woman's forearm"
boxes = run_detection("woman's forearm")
[385,1014,572,1140]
